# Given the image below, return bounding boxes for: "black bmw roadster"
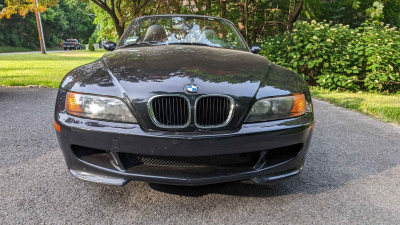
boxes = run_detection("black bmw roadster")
[54,14,314,186]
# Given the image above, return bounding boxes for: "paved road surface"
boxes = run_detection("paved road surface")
[0,50,67,55]
[0,87,399,224]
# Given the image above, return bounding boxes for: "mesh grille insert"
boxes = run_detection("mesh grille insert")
[125,153,255,167]
[150,96,189,127]
[196,96,233,127]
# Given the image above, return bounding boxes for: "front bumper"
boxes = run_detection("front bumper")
[55,109,314,186]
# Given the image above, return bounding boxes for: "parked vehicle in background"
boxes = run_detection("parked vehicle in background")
[63,39,82,50]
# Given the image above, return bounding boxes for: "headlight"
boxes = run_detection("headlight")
[245,93,306,123]
[66,92,138,123]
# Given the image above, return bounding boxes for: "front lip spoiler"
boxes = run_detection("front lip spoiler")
[70,169,128,186]
[69,166,304,186]
[251,167,303,183]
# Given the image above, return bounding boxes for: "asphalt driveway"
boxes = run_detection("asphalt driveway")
[0,87,399,224]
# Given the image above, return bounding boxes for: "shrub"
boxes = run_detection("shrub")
[261,20,400,93]
[88,39,95,51]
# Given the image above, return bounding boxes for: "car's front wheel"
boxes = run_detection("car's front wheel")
[64,47,67,51]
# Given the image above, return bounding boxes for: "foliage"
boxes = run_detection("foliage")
[261,21,400,93]
[81,0,166,38]
[0,0,95,49]
[60,1,96,44]
[88,38,94,51]
[0,46,37,53]
[366,1,384,22]
[91,4,119,43]
[0,0,58,19]
[320,0,400,28]
[311,87,400,124]
[84,0,399,44]
[0,50,106,87]
[87,0,322,43]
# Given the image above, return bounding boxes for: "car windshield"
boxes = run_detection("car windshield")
[118,16,248,51]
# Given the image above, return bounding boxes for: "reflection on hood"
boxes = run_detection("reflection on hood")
[104,45,269,85]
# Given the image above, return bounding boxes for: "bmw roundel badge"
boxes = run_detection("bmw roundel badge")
[184,84,200,94]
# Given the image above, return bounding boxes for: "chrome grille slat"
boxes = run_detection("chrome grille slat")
[148,95,234,129]
[148,95,190,128]
[195,95,234,128]
[182,98,186,124]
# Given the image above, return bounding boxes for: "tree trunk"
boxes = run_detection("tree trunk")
[240,0,249,43]
[108,11,124,38]
[170,0,181,13]
[34,0,46,54]
[220,0,226,18]
[252,0,255,44]
[206,0,211,14]
[115,23,125,38]
[287,0,304,32]
[237,1,247,41]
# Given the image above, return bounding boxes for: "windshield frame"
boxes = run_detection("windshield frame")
[116,14,250,52]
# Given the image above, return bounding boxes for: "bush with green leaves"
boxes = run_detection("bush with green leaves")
[261,20,400,93]
[88,39,95,51]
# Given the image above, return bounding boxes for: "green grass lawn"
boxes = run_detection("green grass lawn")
[0,50,106,88]
[311,88,400,125]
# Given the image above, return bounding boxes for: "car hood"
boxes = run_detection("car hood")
[61,45,308,130]
[102,45,269,100]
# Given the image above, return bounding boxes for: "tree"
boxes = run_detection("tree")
[287,0,304,32]
[0,0,95,49]
[1,0,60,53]
[88,0,322,43]
[0,0,59,19]
[320,0,400,28]
[88,38,95,51]
[62,1,96,43]
[80,0,154,38]
[87,0,186,39]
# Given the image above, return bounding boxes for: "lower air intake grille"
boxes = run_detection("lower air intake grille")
[125,152,255,167]
[149,95,190,128]
[195,95,234,128]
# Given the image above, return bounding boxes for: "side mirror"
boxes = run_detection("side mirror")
[250,45,261,54]
[104,41,116,51]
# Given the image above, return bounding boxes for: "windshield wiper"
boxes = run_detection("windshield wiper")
[136,41,156,44]
[168,42,220,48]
[119,41,165,48]
[119,43,139,48]
[120,42,220,49]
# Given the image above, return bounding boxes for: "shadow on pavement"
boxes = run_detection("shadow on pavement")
[141,100,400,198]
[147,179,298,198]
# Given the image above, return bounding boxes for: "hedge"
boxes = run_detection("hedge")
[88,38,95,51]
[261,21,400,93]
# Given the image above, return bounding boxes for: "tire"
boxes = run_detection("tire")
[64,47,67,51]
